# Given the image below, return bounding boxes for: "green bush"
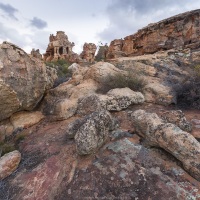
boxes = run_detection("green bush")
[45,59,72,78]
[45,59,72,87]
[97,72,147,94]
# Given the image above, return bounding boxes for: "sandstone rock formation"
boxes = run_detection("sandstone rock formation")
[0,150,21,180]
[107,39,126,59]
[80,43,97,62]
[131,110,200,181]
[0,41,57,121]
[107,9,200,58]
[30,48,42,59]
[43,31,81,63]
[1,9,200,200]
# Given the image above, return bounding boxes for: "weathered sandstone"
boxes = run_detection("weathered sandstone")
[80,43,97,62]
[43,31,81,63]
[107,9,200,58]
[0,42,57,121]
[131,110,200,181]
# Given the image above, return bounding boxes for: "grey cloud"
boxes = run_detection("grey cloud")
[98,0,200,43]
[0,22,27,47]
[0,3,18,20]
[30,17,47,29]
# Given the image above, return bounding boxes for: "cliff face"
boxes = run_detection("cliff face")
[107,9,200,58]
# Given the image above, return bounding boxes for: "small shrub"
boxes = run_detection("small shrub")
[45,59,72,77]
[176,64,200,109]
[177,77,200,109]
[45,59,72,87]
[97,72,147,94]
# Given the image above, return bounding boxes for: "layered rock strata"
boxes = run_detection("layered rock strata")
[107,9,200,58]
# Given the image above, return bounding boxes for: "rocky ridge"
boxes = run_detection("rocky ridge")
[107,9,200,58]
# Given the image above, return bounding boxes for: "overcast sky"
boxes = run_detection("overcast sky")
[0,0,199,54]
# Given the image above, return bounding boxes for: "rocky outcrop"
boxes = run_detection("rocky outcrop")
[0,150,21,180]
[107,9,200,58]
[131,110,200,181]
[107,39,127,59]
[80,43,97,62]
[0,42,57,121]
[30,48,42,59]
[73,110,114,155]
[43,31,81,63]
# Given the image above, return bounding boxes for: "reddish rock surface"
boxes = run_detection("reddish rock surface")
[80,43,97,63]
[0,105,200,199]
[107,9,200,58]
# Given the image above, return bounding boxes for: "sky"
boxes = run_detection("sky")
[0,0,199,54]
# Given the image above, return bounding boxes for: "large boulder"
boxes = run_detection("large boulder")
[84,62,124,83]
[0,42,57,121]
[131,110,200,181]
[74,110,114,155]
[0,150,21,180]
[102,87,145,111]
[76,88,145,115]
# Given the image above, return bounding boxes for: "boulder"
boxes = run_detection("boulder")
[0,150,21,180]
[84,62,124,83]
[103,87,145,111]
[10,111,45,130]
[76,88,144,115]
[0,42,57,121]
[161,110,192,132]
[131,110,200,181]
[74,110,114,155]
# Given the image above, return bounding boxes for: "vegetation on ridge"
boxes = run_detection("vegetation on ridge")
[177,64,200,109]
[97,71,147,94]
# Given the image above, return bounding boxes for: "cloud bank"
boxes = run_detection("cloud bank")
[98,0,200,43]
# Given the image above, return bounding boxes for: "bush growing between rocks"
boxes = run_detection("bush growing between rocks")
[177,65,200,109]
[45,59,72,87]
[97,72,147,94]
